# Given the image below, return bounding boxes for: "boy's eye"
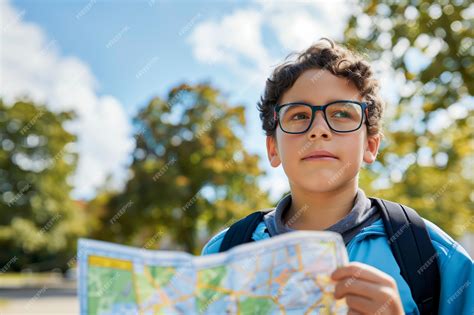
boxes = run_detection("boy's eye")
[331,111,352,119]
[291,113,310,120]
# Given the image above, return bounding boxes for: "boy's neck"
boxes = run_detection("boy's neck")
[283,181,358,231]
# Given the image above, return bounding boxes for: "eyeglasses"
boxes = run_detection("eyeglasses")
[274,100,368,134]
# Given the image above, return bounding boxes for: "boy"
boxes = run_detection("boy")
[201,38,473,314]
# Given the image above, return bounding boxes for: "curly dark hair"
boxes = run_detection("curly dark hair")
[257,38,385,138]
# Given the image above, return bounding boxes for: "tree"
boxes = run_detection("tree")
[0,99,86,271]
[90,83,271,254]
[344,0,473,237]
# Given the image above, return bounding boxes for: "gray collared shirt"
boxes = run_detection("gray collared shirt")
[263,188,380,245]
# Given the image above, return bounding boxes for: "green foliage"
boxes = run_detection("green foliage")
[0,99,87,271]
[345,0,473,238]
[89,83,271,254]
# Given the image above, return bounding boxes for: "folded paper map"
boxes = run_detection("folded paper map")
[78,231,349,314]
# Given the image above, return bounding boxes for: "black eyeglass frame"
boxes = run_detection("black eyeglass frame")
[273,100,369,134]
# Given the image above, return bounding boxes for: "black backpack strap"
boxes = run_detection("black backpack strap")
[372,198,440,315]
[219,210,270,252]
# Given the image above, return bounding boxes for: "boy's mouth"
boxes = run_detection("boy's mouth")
[301,150,338,161]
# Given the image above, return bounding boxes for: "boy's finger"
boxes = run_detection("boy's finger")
[344,294,375,314]
[334,278,375,299]
[331,262,394,286]
[334,278,386,302]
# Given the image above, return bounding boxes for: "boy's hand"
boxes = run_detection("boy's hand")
[331,262,404,315]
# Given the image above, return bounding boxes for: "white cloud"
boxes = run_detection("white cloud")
[188,9,272,75]
[258,1,353,51]
[0,1,134,199]
[187,1,354,78]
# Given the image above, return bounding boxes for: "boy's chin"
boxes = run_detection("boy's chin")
[294,177,344,193]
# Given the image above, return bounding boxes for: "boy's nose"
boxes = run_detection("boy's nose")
[307,111,331,140]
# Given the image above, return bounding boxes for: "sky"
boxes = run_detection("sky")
[0,0,400,202]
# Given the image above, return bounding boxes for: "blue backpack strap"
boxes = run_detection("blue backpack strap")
[218,211,270,252]
[372,198,440,315]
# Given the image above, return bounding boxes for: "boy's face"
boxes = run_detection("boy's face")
[266,69,380,193]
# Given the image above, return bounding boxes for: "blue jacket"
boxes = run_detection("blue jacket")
[201,217,473,314]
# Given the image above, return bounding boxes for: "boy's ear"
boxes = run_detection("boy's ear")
[266,136,281,168]
[363,134,381,164]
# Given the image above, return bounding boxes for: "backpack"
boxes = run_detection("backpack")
[218,197,440,315]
